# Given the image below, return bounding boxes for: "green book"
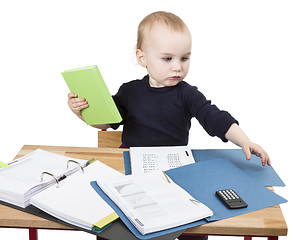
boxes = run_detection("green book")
[62,65,122,125]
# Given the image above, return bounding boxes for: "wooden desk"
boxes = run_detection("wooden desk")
[0,145,288,240]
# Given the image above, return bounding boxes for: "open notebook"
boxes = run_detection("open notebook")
[96,171,213,235]
[0,149,86,208]
[0,149,120,232]
[31,161,121,232]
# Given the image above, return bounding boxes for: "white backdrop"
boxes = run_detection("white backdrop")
[1,1,298,239]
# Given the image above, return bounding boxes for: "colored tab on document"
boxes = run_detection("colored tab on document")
[94,212,119,229]
[0,161,9,168]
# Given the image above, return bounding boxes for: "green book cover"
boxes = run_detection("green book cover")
[62,65,122,125]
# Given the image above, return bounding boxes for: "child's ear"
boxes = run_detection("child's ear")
[136,49,147,68]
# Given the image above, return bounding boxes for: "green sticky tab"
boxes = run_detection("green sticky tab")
[0,161,9,168]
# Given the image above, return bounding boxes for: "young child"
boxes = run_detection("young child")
[68,11,270,167]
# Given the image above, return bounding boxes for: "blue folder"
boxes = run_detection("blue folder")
[165,159,287,222]
[91,155,287,239]
[192,149,285,187]
[124,149,285,187]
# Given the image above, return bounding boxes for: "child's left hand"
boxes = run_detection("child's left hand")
[225,123,271,166]
[241,141,271,166]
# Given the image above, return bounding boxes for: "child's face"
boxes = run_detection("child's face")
[137,24,192,88]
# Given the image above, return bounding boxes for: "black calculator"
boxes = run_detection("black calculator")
[216,189,248,209]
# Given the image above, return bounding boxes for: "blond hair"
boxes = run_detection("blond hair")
[137,11,189,50]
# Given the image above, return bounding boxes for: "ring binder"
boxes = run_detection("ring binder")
[39,160,85,189]
[40,172,60,188]
[67,159,84,173]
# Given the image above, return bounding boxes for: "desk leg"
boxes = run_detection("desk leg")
[29,228,38,240]
[244,237,278,240]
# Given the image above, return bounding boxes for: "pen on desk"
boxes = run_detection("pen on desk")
[162,171,171,183]
[85,158,95,167]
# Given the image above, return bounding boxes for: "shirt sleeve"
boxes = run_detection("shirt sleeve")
[109,84,127,130]
[184,85,238,142]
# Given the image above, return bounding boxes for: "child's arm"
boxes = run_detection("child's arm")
[225,123,271,166]
[67,93,110,129]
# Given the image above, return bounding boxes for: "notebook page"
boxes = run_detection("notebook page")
[31,161,122,230]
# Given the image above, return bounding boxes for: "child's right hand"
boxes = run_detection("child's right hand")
[67,93,89,116]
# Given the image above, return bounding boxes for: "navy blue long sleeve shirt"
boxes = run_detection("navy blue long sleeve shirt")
[111,75,238,147]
